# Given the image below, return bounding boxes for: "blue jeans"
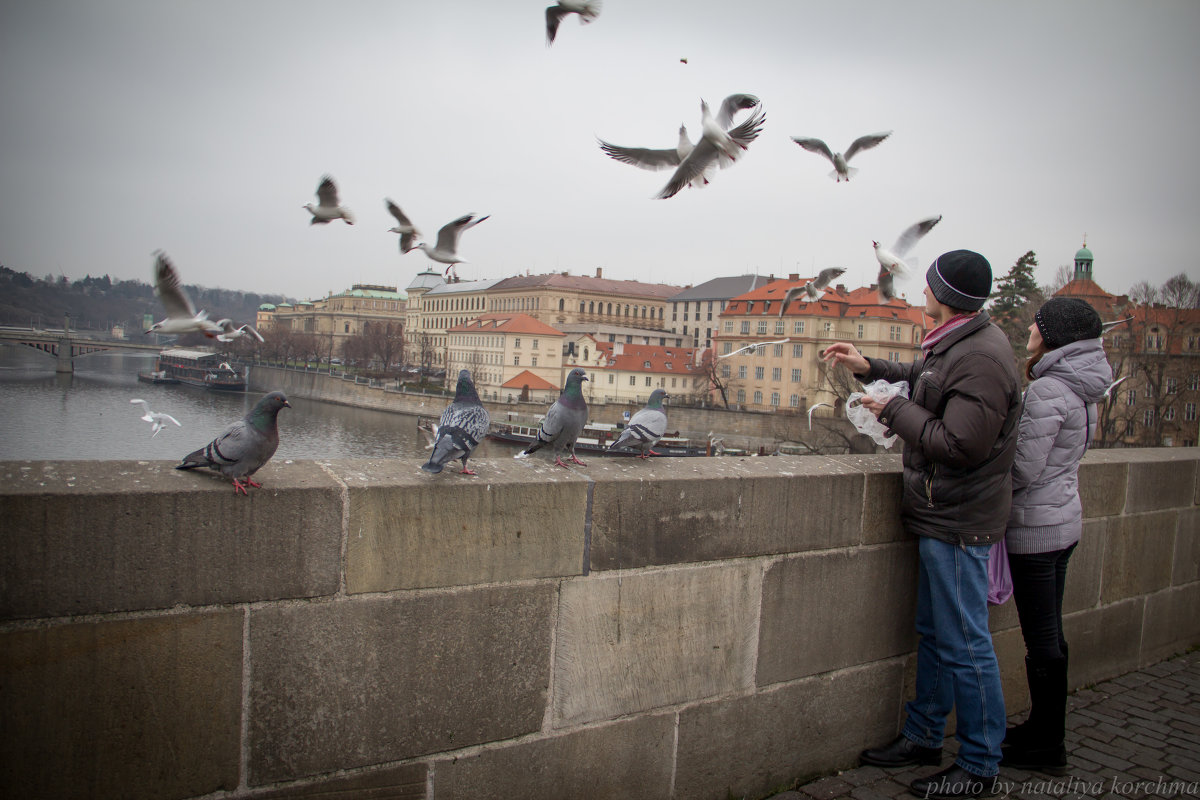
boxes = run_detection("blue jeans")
[902,536,1006,777]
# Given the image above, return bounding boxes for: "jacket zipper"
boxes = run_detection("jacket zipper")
[925,465,936,508]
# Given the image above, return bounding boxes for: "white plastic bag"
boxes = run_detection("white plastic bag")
[845,379,909,448]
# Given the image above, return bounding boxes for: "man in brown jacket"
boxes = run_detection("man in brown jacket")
[823,250,1021,799]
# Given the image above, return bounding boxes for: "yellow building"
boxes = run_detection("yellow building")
[715,278,930,411]
[257,284,406,359]
[565,337,704,405]
[446,313,566,403]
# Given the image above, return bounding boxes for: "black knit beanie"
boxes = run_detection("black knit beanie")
[925,250,992,312]
[1035,297,1102,349]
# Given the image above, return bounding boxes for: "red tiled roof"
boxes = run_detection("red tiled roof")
[595,342,700,374]
[723,278,931,327]
[447,313,564,337]
[501,370,558,390]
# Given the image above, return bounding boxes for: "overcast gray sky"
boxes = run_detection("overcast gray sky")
[2,1,1197,304]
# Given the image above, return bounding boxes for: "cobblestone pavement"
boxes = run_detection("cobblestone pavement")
[768,651,1200,800]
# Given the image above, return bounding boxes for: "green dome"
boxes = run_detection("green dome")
[1075,246,1093,261]
[258,303,276,311]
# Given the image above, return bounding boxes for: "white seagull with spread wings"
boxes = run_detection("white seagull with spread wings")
[656,97,765,199]
[791,131,892,182]
[414,213,490,280]
[874,215,943,303]
[145,252,221,337]
[130,398,181,437]
[304,175,354,225]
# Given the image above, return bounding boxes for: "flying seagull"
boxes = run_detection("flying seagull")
[414,213,489,281]
[608,389,669,458]
[422,370,491,475]
[385,199,422,254]
[175,391,290,495]
[656,98,765,199]
[130,398,181,437]
[807,402,832,431]
[874,215,942,303]
[304,175,354,225]
[145,252,221,337]
[1102,375,1128,400]
[545,0,602,46]
[215,320,264,343]
[718,338,790,359]
[791,131,892,182]
[1102,317,1134,332]
[515,367,589,468]
[780,268,846,316]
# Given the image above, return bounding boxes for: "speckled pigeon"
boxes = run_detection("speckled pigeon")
[422,370,491,475]
[515,367,589,468]
[608,389,669,458]
[175,391,290,494]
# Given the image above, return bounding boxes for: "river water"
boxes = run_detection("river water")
[0,345,516,462]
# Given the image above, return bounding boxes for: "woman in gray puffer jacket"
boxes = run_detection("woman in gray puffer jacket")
[1001,297,1112,776]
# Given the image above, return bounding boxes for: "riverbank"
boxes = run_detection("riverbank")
[245,363,873,455]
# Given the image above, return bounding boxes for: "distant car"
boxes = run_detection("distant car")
[330,358,343,365]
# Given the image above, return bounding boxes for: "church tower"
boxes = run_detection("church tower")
[1073,237,1094,281]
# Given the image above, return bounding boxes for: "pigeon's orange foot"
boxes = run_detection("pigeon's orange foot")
[553,457,571,469]
[570,455,587,466]
[460,467,478,475]
[245,477,263,489]
[232,479,250,496]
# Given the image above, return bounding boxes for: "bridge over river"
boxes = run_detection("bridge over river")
[0,321,164,373]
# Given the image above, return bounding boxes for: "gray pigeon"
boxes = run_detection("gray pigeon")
[516,367,589,468]
[780,267,846,316]
[422,370,491,475]
[608,389,669,458]
[175,391,290,494]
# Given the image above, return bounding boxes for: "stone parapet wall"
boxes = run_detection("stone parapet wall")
[2,449,1198,799]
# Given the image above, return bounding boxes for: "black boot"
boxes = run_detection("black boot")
[1001,655,1068,775]
[860,734,943,767]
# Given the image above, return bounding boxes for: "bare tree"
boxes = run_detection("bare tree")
[693,350,740,408]
[1040,264,1075,297]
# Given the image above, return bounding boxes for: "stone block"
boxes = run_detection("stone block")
[552,563,759,727]
[1078,456,1128,518]
[324,459,587,592]
[987,593,1019,633]
[0,610,242,800]
[757,544,918,686]
[433,713,675,800]
[674,660,905,800]
[1174,507,1200,586]
[1063,599,1145,690]
[1141,583,1200,665]
[1122,449,1199,513]
[844,454,906,545]
[1064,519,1105,613]
[991,627,1030,715]
[252,763,427,799]
[587,456,864,570]
[1100,512,1176,604]
[248,584,555,784]
[0,460,341,620]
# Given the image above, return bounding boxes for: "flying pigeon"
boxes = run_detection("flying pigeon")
[656,98,765,199]
[791,131,892,182]
[718,338,790,359]
[175,391,290,494]
[385,199,422,254]
[807,402,832,431]
[145,251,221,337]
[545,0,602,46]
[304,175,354,225]
[215,319,264,343]
[874,215,943,303]
[422,370,491,475]
[515,367,589,468]
[608,389,669,458]
[414,213,489,281]
[780,268,846,316]
[130,398,181,437]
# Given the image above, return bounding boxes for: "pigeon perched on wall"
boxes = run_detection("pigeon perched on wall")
[545,0,602,45]
[175,391,290,494]
[608,389,669,458]
[515,367,589,468]
[422,370,491,475]
[304,175,354,225]
[130,398,181,437]
[791,131,892,182]
[780,268,846,316]
[385,199,422,254]
[145,251,221,337]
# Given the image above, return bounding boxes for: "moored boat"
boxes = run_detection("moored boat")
[149,348,246,391]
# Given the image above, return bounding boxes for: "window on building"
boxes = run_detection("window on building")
[1185,402,1197,422]
[771,392,780,407]
[671,378,677,387]
[532,339,539,350]
[757,321,768,335]
[1167,377,1178,394]
[1164,406,1176,421]
[773,344,783,357]
[740,321,750,334]
[608,374,614,384]
[645,376,652,386]
[1143,409,1154,427]
[823,322,832,335]
[738,365,747,379]
[793,321,805,334]
[531,357,538,367]
[857,324,864,339]
[724,321,734,333]
[891,325,902,341]
[1189,374,1200,391]
[629,375,636,385]
[737,389,746,404]
[772,367,782,381]
[791,368,801,382]
[1127,389,1136,407]
[513,355,520,365]
[753,391,763,404]
[721,364,730,378]
[789,394,800,408]
[722,342,732,355]
[344,323,350,333]
[755,366,765,379]
[775,321,785,335]
[792,343,803,358]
